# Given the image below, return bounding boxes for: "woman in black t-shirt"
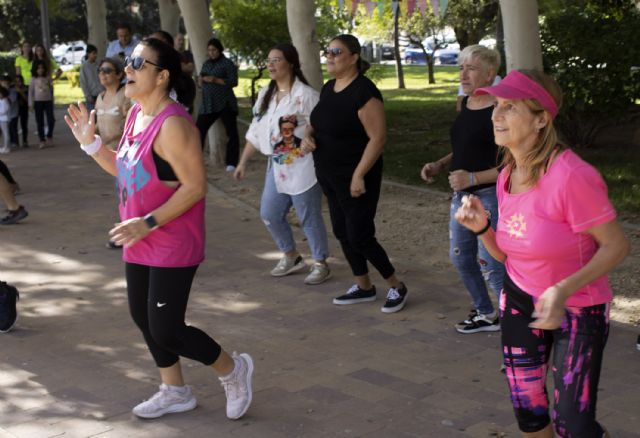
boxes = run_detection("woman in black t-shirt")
[302,34,408,314]
[420,45,505,334]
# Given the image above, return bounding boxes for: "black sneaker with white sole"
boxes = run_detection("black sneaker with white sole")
[454,308,479,329]
[455,311,500,334]
[333,284,376,305]
[0,281,19,333]
[381,283,408,313]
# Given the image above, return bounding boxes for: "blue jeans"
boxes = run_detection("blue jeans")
[260,165,329,261]
[449,186,504,314]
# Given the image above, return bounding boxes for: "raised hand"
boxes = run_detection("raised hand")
[64,101,96,145]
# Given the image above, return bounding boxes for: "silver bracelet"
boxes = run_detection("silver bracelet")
[80,135,102,156]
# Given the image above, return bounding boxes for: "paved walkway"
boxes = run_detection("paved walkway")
[1,110,639,437]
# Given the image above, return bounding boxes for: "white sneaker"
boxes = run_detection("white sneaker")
[219,352,254,420]
[0,147,10,154]
[225,165,236,172]
[270,255,306,277]
[132,384,197,419]
[304,262,331,285]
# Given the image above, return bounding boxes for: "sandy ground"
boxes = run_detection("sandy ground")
[207,157,640,326]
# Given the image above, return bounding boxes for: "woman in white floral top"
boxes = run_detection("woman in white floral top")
[234,43,331,285]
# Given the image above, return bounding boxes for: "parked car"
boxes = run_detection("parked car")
[404,44,428,65]
[380,43,394,60]
[52,42,87,65]
[434,43,460,65]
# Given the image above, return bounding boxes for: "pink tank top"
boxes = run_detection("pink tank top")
[116,102,205,267]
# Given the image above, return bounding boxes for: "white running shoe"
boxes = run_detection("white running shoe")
[132,384,197,419]
[219,352,254,420]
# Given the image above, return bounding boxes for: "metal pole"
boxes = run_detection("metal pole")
[40,0,51,50]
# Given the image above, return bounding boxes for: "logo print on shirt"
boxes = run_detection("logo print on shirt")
[117,140,151,206]
[157,302,167,308]
[505,213,527,238]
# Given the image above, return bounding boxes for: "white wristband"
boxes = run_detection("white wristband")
[80,135,102,156]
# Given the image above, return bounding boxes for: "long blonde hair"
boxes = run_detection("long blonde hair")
[501,70,565,187]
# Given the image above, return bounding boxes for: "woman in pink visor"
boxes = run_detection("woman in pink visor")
[455,69,629,437]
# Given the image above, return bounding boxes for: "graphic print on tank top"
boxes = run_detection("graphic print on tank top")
[117,138,151,207]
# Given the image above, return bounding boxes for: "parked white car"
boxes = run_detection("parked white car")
[52,41,87,65]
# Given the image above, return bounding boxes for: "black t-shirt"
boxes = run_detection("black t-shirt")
[310,74,383,175]
[449,96,500,191]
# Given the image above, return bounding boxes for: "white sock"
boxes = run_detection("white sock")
[166,384,188,395]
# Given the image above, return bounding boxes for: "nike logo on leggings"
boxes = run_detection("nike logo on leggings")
[156,302,167,308]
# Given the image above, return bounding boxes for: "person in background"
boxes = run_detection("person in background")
[456,74,501,112]
[0,172,27,225]
[0,86,10,154]
[14,42,33,87]
[149,30,173,47]
[79,44,104,112]
[28,60,55,149]
[13,75,28,147]
[302,34,409,314]
[455,69,629,438]
[32,43,62,81]
[420,45,504,334]
[174,33,195,76]
[234,43,331,285]
[1,74,19,149]
[65,37,253,421]
[106,22,139,60]
[196,38,240,172]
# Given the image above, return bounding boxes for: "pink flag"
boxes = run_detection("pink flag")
[430,0,439,16]
[364,1,376,16]
[418,0,427,15]
[407,0,417,16]
[351,0,360,15]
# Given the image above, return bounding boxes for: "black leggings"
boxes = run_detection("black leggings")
[126,263,222,368]
[316,161,395,279]
[0,160,16,185]
[501,274,608,437]
[196,108,239,166]
[34,100,54,141]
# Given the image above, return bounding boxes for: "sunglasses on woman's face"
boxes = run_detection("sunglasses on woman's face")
[124,56,162,71]
[324,47,344,57]
[98,67,115,74]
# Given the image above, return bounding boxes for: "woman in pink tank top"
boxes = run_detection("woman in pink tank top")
[65,37,253,422]
[455,70,629,438]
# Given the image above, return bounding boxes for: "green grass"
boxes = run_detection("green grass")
[53,78,84,105]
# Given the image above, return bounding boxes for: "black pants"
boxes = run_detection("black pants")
[125,263,222,368]
[9,116,19,145]
[0,160,16,185]
[501,274,608,436]
[316,161,395,279]
[17,106,28,144]
[196,108,239,166]
[34,100,54,141]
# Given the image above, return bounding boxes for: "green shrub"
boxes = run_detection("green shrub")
[541,4,640,147]
[0,52,17,77]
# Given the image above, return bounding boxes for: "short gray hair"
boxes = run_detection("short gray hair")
[458,44,500,76]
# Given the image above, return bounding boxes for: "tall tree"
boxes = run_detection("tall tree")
[499,0,542,71]
[86,0,107,59]
[392,1,405,89]
[400,6,447,84]
[445,0,499,49]
[286,0,323,90]
[157,0,180,35]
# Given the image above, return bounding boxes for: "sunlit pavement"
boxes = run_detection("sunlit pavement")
[1,108,639,437]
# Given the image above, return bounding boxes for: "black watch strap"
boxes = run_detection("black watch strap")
[143,214,159,231]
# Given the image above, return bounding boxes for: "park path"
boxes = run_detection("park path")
[0,108,638,438]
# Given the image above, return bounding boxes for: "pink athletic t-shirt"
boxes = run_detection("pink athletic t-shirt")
[496,149,616,307]
[117,102,205,268]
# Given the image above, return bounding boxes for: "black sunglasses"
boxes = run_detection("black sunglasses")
[124,56,162,71]
[324,47,344,57]
[98,67,115,74]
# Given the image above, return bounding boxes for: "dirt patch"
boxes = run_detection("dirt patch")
[207,158,640,326]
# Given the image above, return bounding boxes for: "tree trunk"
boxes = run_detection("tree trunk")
[499,0,543,72]
[85,0,107,60]
[177,0,225,165]
[286,0,323,91]
[157,0,181,36]
[393,2,405,89]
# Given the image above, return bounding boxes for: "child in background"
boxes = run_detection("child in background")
[79,45,103,112]
[28,60,54,149]
[14,75,29,147]
[0,74,19,149]
[0,86,10,154]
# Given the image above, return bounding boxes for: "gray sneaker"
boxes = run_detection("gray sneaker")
[219,352,254,420]
[132,384,197,419]
[270,255,305,277]
[304,262,331,285]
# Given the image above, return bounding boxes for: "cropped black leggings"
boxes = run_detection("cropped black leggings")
[125,263,222,368]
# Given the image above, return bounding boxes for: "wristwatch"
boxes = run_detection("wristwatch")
[143,214,159,231]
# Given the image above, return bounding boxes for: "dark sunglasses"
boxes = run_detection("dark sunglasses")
[98,67,115,74]
[324,47,344,57]
[124,56,162,71]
